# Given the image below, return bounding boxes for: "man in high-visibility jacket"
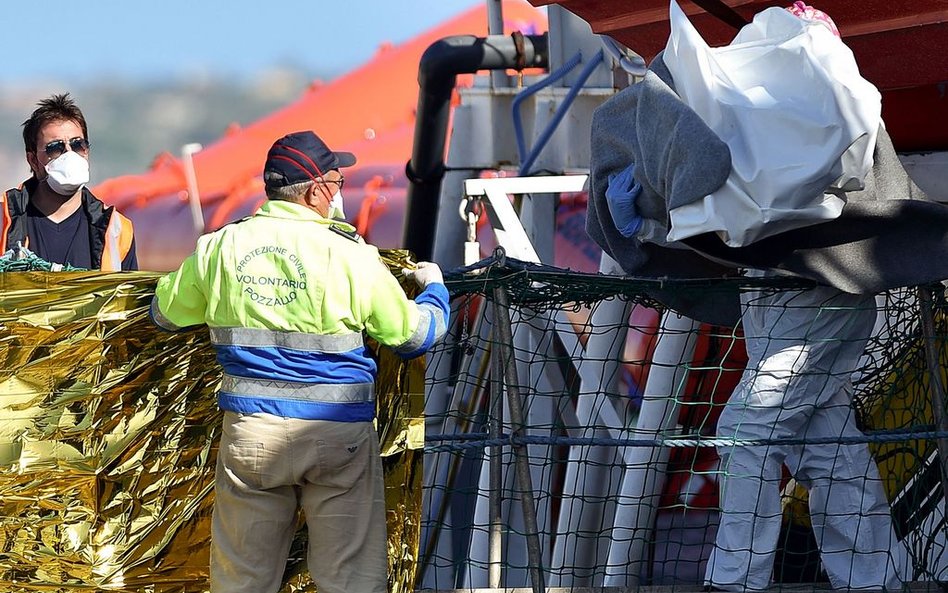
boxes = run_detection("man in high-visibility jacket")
[150,130,449,593]
[2,93,136,270]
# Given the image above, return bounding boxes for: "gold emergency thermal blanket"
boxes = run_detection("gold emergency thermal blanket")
[0,251,424,593]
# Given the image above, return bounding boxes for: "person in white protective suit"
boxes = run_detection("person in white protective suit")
[597,2,906,591]
[705,271,905,591]
[654,2,908,589]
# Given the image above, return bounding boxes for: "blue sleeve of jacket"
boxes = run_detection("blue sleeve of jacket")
[393,282,450,360]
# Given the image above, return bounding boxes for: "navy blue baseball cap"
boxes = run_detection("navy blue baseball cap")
[263,130,356,187]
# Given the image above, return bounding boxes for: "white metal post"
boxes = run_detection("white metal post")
[604,312,699,586]
[550,253,631,586]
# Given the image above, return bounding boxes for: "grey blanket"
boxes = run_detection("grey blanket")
[587,53,948,324]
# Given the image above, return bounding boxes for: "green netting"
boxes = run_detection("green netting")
[421,254,948,591]
[0,246,86,272]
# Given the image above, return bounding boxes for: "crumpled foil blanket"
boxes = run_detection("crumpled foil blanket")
[0,250,424,593]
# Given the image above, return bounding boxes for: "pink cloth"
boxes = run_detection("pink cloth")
[786,1,841,37]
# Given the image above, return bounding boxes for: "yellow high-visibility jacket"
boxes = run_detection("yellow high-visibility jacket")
[151,200,449,421]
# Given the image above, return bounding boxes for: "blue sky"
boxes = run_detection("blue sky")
[5,0,491,84]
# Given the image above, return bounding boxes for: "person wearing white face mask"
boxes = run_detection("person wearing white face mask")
[327,187,346,221]
[1,93,137,270]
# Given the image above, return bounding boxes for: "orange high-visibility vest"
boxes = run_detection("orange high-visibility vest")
[1,185,135,271]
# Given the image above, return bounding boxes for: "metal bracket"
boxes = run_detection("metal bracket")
[461,175,588,264]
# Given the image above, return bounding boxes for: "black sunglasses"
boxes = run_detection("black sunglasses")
[44,137,90,158]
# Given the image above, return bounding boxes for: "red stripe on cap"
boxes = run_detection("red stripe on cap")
[281,144,326,179]
[269,154,318,182]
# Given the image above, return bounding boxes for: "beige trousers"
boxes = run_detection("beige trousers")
[210,411,388,593]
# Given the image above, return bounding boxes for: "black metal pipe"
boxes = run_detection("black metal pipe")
[402,33,549,260]
[492,285,547,593]
[917,286,948,510]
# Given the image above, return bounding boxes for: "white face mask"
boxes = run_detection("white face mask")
[328,190,346,220]
[44,150,90,196]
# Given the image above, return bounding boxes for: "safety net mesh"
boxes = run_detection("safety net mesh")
[420,254,948,591]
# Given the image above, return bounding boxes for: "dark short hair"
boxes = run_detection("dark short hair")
[22,93,88,153]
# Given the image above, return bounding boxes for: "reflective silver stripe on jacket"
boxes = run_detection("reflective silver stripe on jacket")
[221,374,374,402]
[210,327,363,353]
[150,296,181,331]
[394,302,447,355]
[105,212,123,271]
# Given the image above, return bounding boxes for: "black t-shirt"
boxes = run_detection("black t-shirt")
[26,203,93,269]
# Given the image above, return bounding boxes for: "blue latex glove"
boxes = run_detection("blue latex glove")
[605,163,643,238]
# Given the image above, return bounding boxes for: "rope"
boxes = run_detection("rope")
[520,49,605,176]
[512,51,583,165]
[425,426,948,453]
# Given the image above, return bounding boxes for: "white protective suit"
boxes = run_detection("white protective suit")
[705,272,905,591]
